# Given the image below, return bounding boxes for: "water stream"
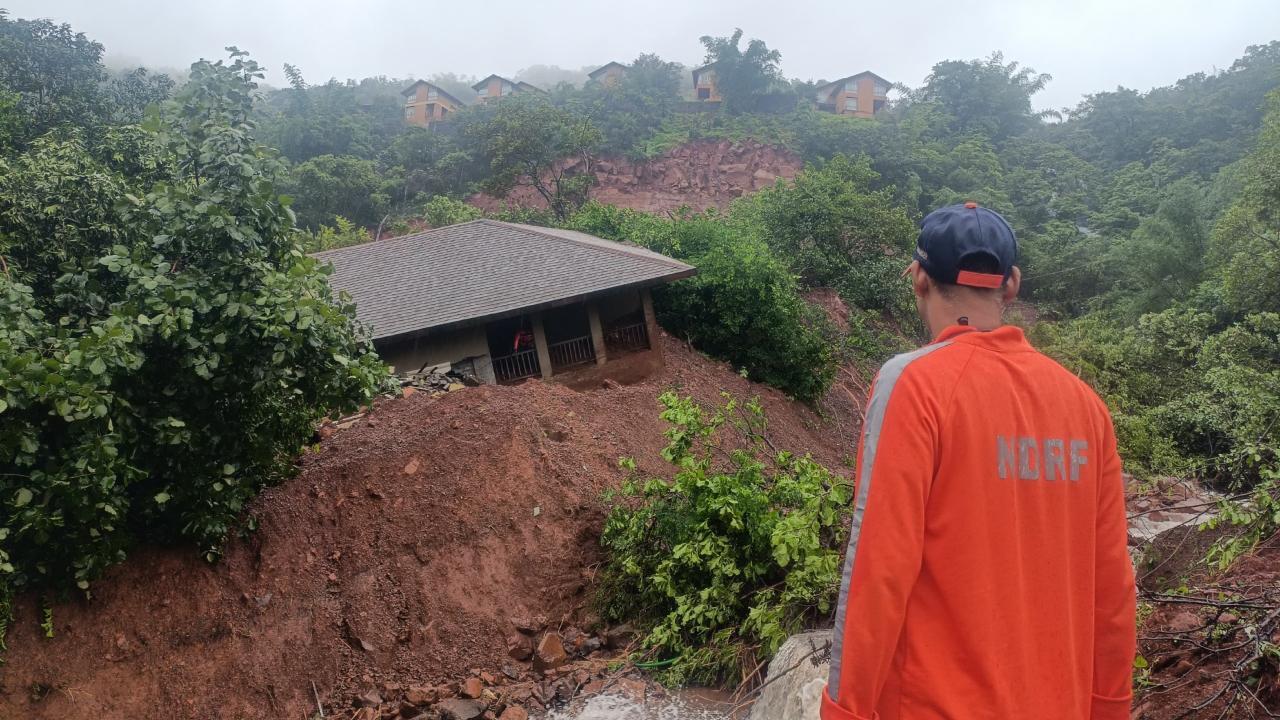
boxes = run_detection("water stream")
[546,689,736,720]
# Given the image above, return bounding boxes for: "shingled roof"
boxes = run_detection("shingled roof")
[314,220,696,341]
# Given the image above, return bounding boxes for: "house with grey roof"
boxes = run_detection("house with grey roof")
[315,220,696,384]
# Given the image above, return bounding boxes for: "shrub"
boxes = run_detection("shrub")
[568,203,840,402]
[421,195,483,227]
[0,52,388,631]
[598,392,851,685]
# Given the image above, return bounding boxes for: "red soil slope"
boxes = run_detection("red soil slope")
[0,335,858,720]
[470,139,802,215]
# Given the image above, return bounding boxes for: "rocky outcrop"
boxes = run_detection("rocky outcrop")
[746,631,832,720]
[470,139,802,215]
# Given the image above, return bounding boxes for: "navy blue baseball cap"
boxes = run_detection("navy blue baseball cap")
[913,202,1018,288]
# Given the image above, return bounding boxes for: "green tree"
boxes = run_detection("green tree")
[577,53,682,155]
[697,29,784,115]
[915,52,1053,141]
[282,153,392,229]
[459,92,602,220]
[0,10,107,145]
[0,50,387,616]
[1214,90,1280,315]
[733,154,917,316]
[1104,180,1209,317]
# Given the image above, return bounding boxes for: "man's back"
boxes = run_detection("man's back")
[822,324,1136,720]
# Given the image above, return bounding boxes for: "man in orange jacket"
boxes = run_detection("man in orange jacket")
[822,202,1136,720]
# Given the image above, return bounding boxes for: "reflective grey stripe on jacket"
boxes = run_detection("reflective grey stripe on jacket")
[827,341,951,702]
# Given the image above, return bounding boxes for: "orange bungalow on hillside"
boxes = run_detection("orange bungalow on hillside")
[472,74,543,102]
[691,63,720,102]
[588,61,628,87]
[401,80,464,127]
[814,71,891,118]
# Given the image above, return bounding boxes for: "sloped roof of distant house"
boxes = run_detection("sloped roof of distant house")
[588,61,628,80]
[515,81,544,93]
[471,74,517,91]
[399,80,465,107]
[314,220,696,341]
[691,62,718,78]
[815,71,893,93]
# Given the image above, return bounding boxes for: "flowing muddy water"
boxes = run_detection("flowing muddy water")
[547,688,738,720]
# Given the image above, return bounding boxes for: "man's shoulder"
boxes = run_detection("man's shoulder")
[877,338,1110,413]
[873,341,974,398]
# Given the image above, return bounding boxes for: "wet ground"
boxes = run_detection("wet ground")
[548,688,738,720]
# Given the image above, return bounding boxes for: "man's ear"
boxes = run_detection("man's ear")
[1002,266,1022,303]
[911,263,933,299]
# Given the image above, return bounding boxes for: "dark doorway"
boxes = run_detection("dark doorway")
[487,315,540,383]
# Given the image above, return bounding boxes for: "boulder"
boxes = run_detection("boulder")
[533,632,569,672]
[460,676,484,699]
[435,698,485,720]
[746,631,832,720]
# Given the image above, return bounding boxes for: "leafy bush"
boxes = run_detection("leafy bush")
[0,52,388,626]
[657,233,840,403]
[598,392,850,685]
[731,154,917,319]
[301,216,370,251]
[421,195,484,227]
[568,203,840,402]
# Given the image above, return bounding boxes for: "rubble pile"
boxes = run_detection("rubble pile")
[400,362,476,395]
[340,620,643,720]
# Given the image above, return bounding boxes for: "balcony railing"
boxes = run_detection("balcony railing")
[604,322,650,353]
[492,349,541,383]
[548,335,596,371]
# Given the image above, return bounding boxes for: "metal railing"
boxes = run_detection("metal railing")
[492,349,541,383]
[548,335,596,371]
[604,322,649,353]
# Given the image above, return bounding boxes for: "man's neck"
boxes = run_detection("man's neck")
[926,302,1004,338]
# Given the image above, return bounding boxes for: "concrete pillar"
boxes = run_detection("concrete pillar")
[531,313,553,379]
[641,288,663,362]
[587,302,607,366]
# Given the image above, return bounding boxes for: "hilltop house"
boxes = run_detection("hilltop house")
[472,75,543,102]
[401,80,464,127]
[814,72,891,118]
[691,63,720,101]
[588,61,628,87]
[316,220,696,384]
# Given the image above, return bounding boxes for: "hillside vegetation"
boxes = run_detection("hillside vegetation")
[1,12,1279,711]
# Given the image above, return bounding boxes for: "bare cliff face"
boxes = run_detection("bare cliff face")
[470,139,802,215]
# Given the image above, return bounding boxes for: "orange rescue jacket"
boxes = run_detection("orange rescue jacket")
[821,324,1136,720]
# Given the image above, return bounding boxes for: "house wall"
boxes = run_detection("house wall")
[816,76,889,118]
[404,85,458,127]
[693,69,720,102]
[376,326,496,384]
[599,67,625,86]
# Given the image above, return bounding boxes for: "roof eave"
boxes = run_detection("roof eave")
[369,268,697,344]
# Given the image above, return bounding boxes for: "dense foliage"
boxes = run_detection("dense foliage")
[567,202,849,402]
[598,392,850,684]
[0,43,387,633]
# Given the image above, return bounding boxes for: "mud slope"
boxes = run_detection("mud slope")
[0,335,857,720]
[470,139,803,215]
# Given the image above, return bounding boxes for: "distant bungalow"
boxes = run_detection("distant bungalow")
[814,71,891,118]
[400,80,464,127]
[691,62,720,102]
[588,61,628,87]
[472,74,544,102]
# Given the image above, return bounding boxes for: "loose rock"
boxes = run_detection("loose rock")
[435,698,485,720]
[533,633,569,673]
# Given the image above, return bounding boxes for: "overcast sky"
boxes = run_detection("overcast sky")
[8,0,1279,110]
